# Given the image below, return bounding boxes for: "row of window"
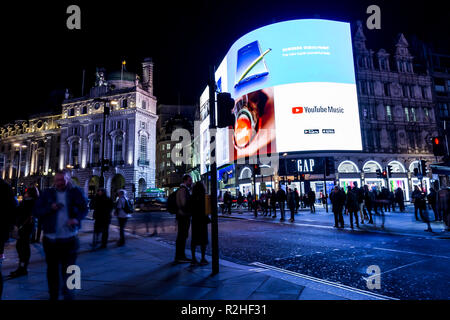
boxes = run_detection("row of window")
[357,56,413,73]
[66,99,129,117]
[358,81,429,99]
[361,105,432,122]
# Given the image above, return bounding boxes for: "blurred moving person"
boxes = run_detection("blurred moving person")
[114,189,133,247]
[90,188,114,248]
[175,174,193,263]
[190,182,210,266]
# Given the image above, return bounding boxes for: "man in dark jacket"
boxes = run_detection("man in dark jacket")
[395,187,405,212]
[427,188,437,220]
[90,188,114,248]
[294,188,300,213]
[34,170,88,300]
[276,186,286,221]
[345,186,360,229]
[411,186,423,221]
[174,174,193,263]
[0,178,17,299]
[330,186,345,228]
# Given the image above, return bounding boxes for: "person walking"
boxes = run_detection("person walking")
[224,191,232,215]
[175,174,193,263]
[9,187,39,278]
[389,190,395,212]
[190,182,209,266]
[270,189,277,218]
[353,182,365,224]
[436,186,449,223]
[33,170,88,300]
[395,187,405,212]
[114,190,132,247]
[0,178,18,299]
[276,186,286,221]
[345,186,360,229]
[90,188,114,248]
[30,184,42,243]
[330,186,345,228]
[412,186,423,221]
[307,189,316,213]
[363,185,374,224]
[417,189,433,232]
[294,188,300,213]
[237,191,244,214]
[287,188,296,222]
[247,192,252,212]
[427,187,437,221]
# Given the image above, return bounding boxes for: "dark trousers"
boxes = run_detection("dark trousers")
[414,205,422,220]
[279,202,285,219]
[175,216,191,260]
[364,204,374,223]
[42,236,79,300]
[32,218,42,242]
[310,203,315,213]
[118,218,128,244]
[348,209,359,228]
[16,226,32,266]
[93,221,110,246]
[333,206,344,227]
[289,204,295,220]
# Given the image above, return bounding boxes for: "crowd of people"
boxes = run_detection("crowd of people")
[0,170,136,300]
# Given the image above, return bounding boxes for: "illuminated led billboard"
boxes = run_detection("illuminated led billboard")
[200,19,362,173]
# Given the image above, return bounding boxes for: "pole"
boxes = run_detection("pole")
[100,103,108,188]
[15,148,20,195]
[208,66,219,275]
[324,158,328,213]
[253,165,257,218]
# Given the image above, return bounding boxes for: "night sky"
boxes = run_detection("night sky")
[2,0,449,124]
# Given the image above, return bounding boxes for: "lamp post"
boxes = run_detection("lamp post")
[13,143,26,196]
[93,98,117,189]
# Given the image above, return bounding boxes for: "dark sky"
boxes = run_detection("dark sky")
[3,0,449,124]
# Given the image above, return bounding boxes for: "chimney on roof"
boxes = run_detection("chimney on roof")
[142,57,154,95]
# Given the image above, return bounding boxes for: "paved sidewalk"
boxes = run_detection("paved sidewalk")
[1,219,392,300]
[222,204,449,238]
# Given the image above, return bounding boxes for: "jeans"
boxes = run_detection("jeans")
[333,206,344,227]
[348,209,359,228]
[42,236,79,300]
[279,202,285,219]
[175,215,191,260]
[93,221,110,247]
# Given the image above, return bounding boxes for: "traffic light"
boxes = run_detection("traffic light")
[387,165,393,177]
[420,160,427,175]
[413,168,419,176]
[252,164,261,175]
[216,92,235,128]
[381,170,387,178]
[432,136,446,156]
[300,174,305,181]
[324,157,334,176]
[376,169,382,177]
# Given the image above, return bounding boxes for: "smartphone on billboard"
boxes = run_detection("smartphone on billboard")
[235,41,270,88]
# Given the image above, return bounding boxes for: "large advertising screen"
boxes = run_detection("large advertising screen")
[200,19,362,173]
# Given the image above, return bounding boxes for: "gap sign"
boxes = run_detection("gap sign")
[279,157,334,176]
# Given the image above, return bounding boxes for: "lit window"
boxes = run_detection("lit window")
[142,101,147,109]
[166,152,170,158]
[140,136,147,162]
[166,162,171,167]
[410,108,416,122]
[386,105,392,121]
[166,143,170,149]
[404,107,410,122]
[162,144,165,151]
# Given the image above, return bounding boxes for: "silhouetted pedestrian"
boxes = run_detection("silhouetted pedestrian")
[276,186,286,221]
[307,190,316,213]
[330,185,345,228]
[345,186,359,229]
[190,182,209,265]
[90,188,114,248]
[287,189,296,222]
[114,189,132,246]
[174,174,193,263]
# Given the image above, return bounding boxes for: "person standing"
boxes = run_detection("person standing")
[330,186,345,228]
[287,189,296,222]
[247,192,252,212]
[114,190,132,247]
[175,174,193,263]
[0,178,18,299]
[395,187,405,212]
[224,191,232,215]
[9,187,39,278]
[345,186,360,229]
[33,170,88,300]
[276,185,286,221]
[237,191,244,213]
[190,182,209,265]
[436,186,449,223]
[417,189,433,232]
[90,188,114,248]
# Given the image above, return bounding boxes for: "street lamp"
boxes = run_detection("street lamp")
[93,98,118,188]
[13,143,26,195]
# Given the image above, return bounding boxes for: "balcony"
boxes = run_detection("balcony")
[138,159,149,166]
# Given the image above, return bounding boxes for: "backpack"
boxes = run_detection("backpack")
[167,190,178,214]
[124,198,134,213]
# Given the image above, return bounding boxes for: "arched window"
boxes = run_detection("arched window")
[114,136,123,162]
[337,161,359,173]
[140,135,147,162]
[363,161,382,173]
[71,141,79,166]
[387,161,406,173]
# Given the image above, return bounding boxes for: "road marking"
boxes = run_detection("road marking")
[250,262,398,300]
[373,247,450,259]
[379,259,429,275]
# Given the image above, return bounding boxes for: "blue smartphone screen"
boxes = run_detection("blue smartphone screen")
[235,41,269,87]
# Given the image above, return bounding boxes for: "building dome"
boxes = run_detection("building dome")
[106,70,136,82]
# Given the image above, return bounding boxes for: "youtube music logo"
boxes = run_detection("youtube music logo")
[292,106,303,114]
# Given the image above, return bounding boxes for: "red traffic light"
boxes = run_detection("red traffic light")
[434,137,440,145]
[382,171,387,177]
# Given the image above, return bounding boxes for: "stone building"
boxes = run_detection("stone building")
[58,58,158,199]
[0,113,61,192]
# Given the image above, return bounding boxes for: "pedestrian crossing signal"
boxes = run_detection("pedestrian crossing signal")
[432,136,446,156]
